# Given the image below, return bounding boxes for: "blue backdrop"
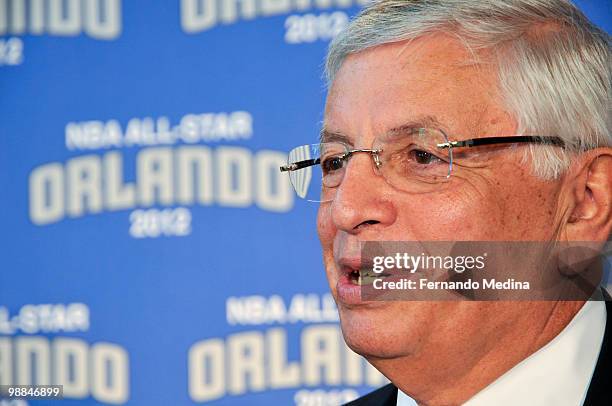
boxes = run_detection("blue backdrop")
[1,1,610,405]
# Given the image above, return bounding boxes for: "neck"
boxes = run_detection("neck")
[368,301,585,406]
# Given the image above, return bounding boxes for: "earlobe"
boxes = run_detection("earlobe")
[566,150,612,241]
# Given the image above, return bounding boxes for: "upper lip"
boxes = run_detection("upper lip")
[338,257,362,271]
[337,257,375,275]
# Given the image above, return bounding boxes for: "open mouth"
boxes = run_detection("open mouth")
[347,268,386,286]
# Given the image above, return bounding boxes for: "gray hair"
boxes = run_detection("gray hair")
[325,0,611,178]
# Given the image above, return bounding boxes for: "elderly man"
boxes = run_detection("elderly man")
[281,0,610,405]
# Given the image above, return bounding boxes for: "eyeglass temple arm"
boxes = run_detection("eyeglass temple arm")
[437,136,565,149]
[280,158,321,172]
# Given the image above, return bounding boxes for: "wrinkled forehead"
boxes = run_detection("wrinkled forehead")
[323,34,511,145]
[320,115,444,146]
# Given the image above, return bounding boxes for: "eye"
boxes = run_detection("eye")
[409,149,442,165]
[321,156,345,174]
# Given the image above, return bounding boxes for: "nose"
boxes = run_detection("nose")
[329,152,397,234]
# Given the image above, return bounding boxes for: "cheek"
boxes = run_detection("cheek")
[317,204,335,247]
[317,204,339,291]
[392,190,498,240]
[393,181,513,241]
[499,183,560,239]
[422,178,560,241]
[448,189,505,239]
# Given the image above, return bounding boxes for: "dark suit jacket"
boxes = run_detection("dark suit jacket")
[346,295,611,406]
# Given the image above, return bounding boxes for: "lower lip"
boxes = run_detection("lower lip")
[336,272,365,305]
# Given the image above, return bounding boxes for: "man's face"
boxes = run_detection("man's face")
[318,35,566,362]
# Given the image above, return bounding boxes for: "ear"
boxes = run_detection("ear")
[563,148,612,242]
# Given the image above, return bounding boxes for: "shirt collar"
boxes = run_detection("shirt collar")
[397,298,607,406]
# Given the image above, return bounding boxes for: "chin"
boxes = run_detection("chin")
[337,302,424,360]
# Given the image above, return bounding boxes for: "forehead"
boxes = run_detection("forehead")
[324,34,511,141]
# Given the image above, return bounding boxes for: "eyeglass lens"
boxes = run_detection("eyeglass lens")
[286,129,453,202]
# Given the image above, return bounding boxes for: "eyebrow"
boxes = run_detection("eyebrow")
[320,115,445,144]
[386,116,445,136]
[319,129,353,145]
